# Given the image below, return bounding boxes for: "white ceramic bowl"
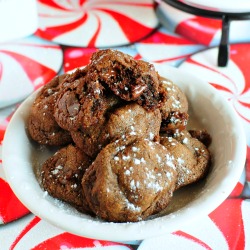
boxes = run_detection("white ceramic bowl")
[2,65,246,242]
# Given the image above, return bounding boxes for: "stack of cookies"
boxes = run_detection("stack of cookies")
[27,49,211,222]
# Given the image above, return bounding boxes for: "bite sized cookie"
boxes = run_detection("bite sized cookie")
[104,103,161,142]
[89,49,166,110]
[54,68,121,132]
[41,144,92,213]
[69,94,121,158]
[160,130,211,189]
[27,74,72,146]
[160,78,189,133]
[174,130,212,154]
[82,136,177,222]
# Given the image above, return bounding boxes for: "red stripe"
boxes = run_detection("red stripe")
[173,231,212,249]
[38,0,70,11]
[0,178,29,223]
[63,48,98,72]
[176,17,221,46]
[0,129,5,143]
[95,8,154,43]
[210,83,231,93]
[229,182,244,197]
[10,216,41,250]
[209,199,245,249]
[0,50,56,89]
[79,0,86,7]
[154,54,190,63]
[0,130,4,144]
[238,100,250,109]
[36,13,88,40]
[133,53,142,60]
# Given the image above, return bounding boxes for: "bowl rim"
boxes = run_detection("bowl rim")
[2,65,246,241]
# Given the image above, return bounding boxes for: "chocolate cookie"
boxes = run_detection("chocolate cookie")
[89,49,166,110]
[160,130,211,189]
[69,94,121,158]
[160,78,189,133]
[82,136,177,222]
[27,74,72,146]
[54,67,121,132]
[41,144,92,213]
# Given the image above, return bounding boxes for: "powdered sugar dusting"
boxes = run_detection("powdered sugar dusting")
[51,165,63,175]
[124,198,141,212]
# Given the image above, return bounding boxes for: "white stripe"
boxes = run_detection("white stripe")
[158,3,194,31]
[94,11,129,47]
[139,233,207,250]
[180,49,245,94]
[53,13,99,47]
[94,2,158,28]
[180,216,229,249]
[14,219,64,250]
[0,214,35,249]
[0,42,62,72]
[0,53,33,104]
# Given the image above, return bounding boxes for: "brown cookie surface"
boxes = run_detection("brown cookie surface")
[82,136,177,222]
[71,116,108,158]
[54,67,122,132]
[89,49,166,110]
[161,130,211,189]
[160,78,189,133]
[104,103,161,142]
[27,74,72,146]
[41,144,92,213]
[72,102,161,158]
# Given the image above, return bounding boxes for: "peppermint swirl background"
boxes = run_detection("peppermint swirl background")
[36,0,159,47]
